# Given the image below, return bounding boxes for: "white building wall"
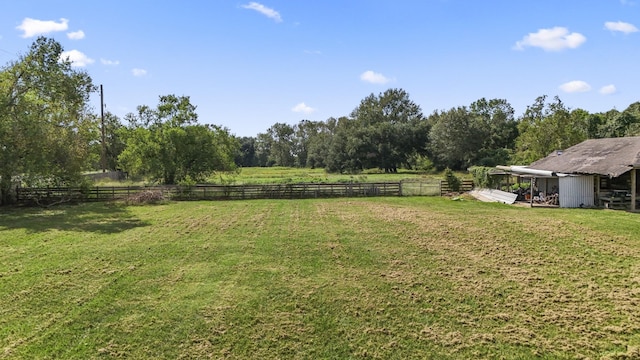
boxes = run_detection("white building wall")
[559,176,594,208]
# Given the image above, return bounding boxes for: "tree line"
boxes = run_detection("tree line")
[2,38,640,205]
[238,92,640,172]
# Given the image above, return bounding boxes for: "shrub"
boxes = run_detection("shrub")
[468,166,500,189]
[444,168,461,192]
[413,155,435,172]
[511,182,530,191]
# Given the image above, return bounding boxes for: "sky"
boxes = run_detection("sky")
[1,0,638,137]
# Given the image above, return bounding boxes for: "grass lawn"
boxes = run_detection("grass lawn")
[1,197,640,359]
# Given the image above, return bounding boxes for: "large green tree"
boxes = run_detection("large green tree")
[469,98,518,166]
[428,98,517,170]
[87,111,127,171]
[327,88,428,173]
[305,118,337,169]
[293,119,322,168]
[514,95,588,164]
[234,136,259,167]
[254,123,296,167]
[117,95,238,184]
[428,106,476,170]
[266,122,296,167]
[0,37,95,204]
[254,132,274,167]
[595,102,640,138]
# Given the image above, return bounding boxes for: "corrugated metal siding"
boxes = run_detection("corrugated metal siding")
[559,176,594,208]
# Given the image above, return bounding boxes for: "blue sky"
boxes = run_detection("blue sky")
[1,1,638,137]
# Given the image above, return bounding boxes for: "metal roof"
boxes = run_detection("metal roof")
[529,136,640,178]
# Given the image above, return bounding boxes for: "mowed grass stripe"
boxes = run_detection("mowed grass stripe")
[1,198,640,359]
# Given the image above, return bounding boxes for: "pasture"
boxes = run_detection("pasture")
[218,167,443,184]
[94,167,457,187]
[1,197,640,359]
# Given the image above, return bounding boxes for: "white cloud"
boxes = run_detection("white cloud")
[242,2,282,22]
[599,84,617,95]
[132,68,147,77]
[605,21,639,34]
[100,58,120,66]
[559,80,591,93]
[304,50,322,55]
[360,70,392,84]
[60,50,94,67]
[514,27,586,51]
[17,18,69,38]
[291,102,316,114]
[67,30,85,40]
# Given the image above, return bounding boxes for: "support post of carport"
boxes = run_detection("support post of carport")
[530,177,535,207]
[632,168,637,212]
[595,175,600,204]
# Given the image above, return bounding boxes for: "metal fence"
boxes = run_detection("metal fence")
[399,180,442,196]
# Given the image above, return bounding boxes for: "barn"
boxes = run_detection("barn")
[498,137,640,210]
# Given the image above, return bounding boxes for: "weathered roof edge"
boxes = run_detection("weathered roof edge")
[526,137,640,178]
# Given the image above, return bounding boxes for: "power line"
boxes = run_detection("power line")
[0,47,18,60]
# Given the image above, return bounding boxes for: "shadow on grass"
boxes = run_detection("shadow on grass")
[0,202,150,234]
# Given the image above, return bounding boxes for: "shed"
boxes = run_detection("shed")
[499,137,640,210]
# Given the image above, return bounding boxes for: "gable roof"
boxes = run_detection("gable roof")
[529,136,640,178]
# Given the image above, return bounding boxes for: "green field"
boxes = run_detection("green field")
[95,167,459,187]
[2,197,640,359]
[220,167,448,185]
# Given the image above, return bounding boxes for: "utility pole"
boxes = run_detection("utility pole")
[100,84,106,173]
